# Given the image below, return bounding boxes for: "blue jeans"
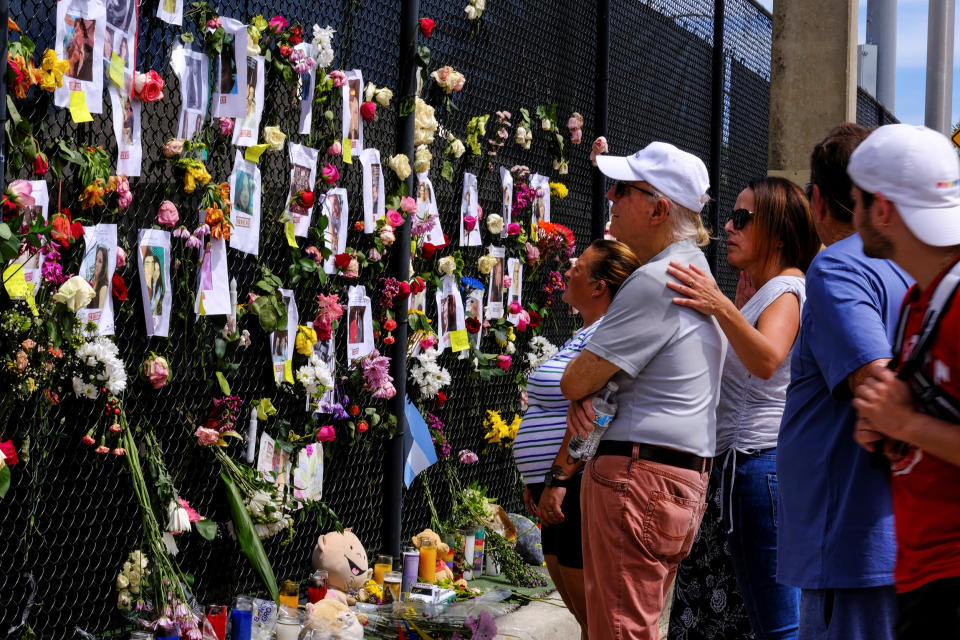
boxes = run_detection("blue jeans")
[799,586,896,640]
[719,448,800,640]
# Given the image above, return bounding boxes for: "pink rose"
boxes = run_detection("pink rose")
[115,176,132,209]
[386,209,404,227]
[321,163,339,184]
[420,335,437,349]
[162,138,184,157]
[115,247,126,268]
[269,15,288,32]
[434,67,449,82]
[379,225,395,246]
[218,118,234,136]
[143,354,171,389]
[496,355,512,371]
[7,180,34,207]
[195,427,220,446]
[463,215,477,231]
[590,136,609,166]
[328,70,346,87]
[506,222,522,236]
[516,309,530,331]
[344,258,359,279]
[525,241,540,264]
[316,425,336,442]
[158,200,179,227]
[508,301,523,315]
[205,17,222,29]
[367,247,382,261]
[399,196,417,214]
[327,141,342,156]
[134,70,164,102]
[360,102,376,122]
[279,45,292,58]
[502,275,512,289]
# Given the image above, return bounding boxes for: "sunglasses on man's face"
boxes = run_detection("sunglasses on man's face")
[729,208,754,231]
[613,182,660,199]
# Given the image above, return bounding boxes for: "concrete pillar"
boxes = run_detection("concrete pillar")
[768,0,859,184]
[925,0,955,135]
[866,0,897,111]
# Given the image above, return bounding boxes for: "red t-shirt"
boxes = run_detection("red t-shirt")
[891,256,960,593]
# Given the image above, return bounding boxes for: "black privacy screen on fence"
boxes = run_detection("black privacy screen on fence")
[0,0,891,637]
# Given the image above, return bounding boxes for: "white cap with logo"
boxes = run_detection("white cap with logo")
[595,141,711,213]
[847,123,960,247]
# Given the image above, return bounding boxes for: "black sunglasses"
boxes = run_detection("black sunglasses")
[729,208,754,230]
[613,182,660,199]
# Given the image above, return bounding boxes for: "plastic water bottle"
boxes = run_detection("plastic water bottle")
[567,381,619,460]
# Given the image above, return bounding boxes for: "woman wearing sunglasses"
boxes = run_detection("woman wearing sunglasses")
[666,177,820,640]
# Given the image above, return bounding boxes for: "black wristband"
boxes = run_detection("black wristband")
[543,471,573,488]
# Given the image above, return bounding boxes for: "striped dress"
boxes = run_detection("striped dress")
[513,319,603,484]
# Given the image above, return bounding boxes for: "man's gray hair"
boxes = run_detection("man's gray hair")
[668,200,711,247]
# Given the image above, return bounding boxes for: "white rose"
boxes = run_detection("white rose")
[374,87,393,106]
[263,126,286,151]
[414,146,432,174]
[116,574,129,590]
[438,256,456,276]
[450,139,466,158]
[53,276,95,312]
[506,341,516,355]
[414,98,438,146]
[465,5,477,20]
[363,82,377,103]
[475,0,486,10]
[541,118,552,131]
[388,154,412,181]
[477,253,496,275]
[486,214,504,235]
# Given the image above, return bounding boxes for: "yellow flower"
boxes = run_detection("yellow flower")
[79,180,106,209]
[40,49,69,92]
[295,325,318,356]
[549,182,569,199]
[183,162,211,194]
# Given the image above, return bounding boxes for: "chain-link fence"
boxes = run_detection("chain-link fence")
[0,0,887,636]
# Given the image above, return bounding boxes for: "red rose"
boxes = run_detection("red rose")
[289,25,303,45]
[410,277,425,294]
[419,18,435,37]
[465,317,481,334]
[383,336,395,345]
[435,392,447,408]
[279,45,292,58]
[112,273,128,301]
[298,190,314,208]
[348,404,360,417]
[34,152,48,177]
[334,253,352,268]
[134,70,165,102]
[383,318,398,331]
[354,221,365,232]
[357,421,369,433]
[528,310,541,328]
[360,101,376,122]
[422,235,449,259]
[397,281,411,299]
[0,440,19,466]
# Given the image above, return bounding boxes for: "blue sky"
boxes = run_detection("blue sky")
[756,0,959,126]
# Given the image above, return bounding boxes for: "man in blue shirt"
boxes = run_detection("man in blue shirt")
[777,123,913,640]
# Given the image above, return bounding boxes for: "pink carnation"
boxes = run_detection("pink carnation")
[205,17,222,29]
[506,222,522,236]
[115,176,132,209]
[195,427,220,446]
[328,70,346,87]
[218,118,234,136]
[177,497,203,523]
[508,301,523,314]
[115,246,126,268]
[496,355,512,371]
[420,334,437,349]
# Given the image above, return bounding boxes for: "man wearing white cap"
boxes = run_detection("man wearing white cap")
[848,124,960,639]
[540,141,727,639]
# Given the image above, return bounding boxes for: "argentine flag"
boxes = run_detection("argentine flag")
[404,396,438,488]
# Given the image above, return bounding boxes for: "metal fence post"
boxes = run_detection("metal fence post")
[709,0,725,273]
[384,0,420,559]
[0,0,9,184]
[591,0,610,241]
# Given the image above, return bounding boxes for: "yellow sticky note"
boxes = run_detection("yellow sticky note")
[109,53,124,87]
[198,292,207,316]
[69,91,93,123]
[285,222,298,248]
[244,143,269,163]
[3,265,37,315]
[283,359,294,384]
[342,138,352,164]
[450,329,470,353]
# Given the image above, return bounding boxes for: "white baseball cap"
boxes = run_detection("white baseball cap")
[847,124,960,247]
[596,141,711,212]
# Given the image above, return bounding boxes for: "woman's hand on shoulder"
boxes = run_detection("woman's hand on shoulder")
[665,261,728,317]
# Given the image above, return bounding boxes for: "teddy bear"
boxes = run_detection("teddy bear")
[312,528,373,594]
[411,528,454,582]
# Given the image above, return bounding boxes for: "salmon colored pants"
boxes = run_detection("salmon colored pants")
[581,449,709,640]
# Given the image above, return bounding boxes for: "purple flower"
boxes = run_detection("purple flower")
[41,259,65,284]
[185,236,202,250]
[320,400,349,420]
[378,277,402,309]
[459,449,478,464]
[411,211,438,237]
[360,349,396,399]
[465,610,498,640]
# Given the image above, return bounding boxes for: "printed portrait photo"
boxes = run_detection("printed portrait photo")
[82,244,110,309]
[64,14,96,82]
[140,245,167,317]
[219,32,237,95]
[348,305,365,345]
[235,169,255,214]
[288,165,312,215]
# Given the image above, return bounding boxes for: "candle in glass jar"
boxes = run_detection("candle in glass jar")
[418,541,437,582]
[307,570,328,603]
[276,608,300,640]
[401,547,419,595]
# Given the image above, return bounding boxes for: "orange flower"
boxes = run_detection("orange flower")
[80,180,106,209]
[205,205,232,241]
[8,18,21,32]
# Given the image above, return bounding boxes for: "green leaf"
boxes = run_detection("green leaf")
[214,337,227,360]
[180,32,195,44]
[398,96,416,118]
[222,471,279,601]
[0,223,11,240]
[256,398,277,421]
[0,465,10,499]
[250,296,278,332]
[195,518,217,540]
[215,371,231,396]
[415,44,431,69]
